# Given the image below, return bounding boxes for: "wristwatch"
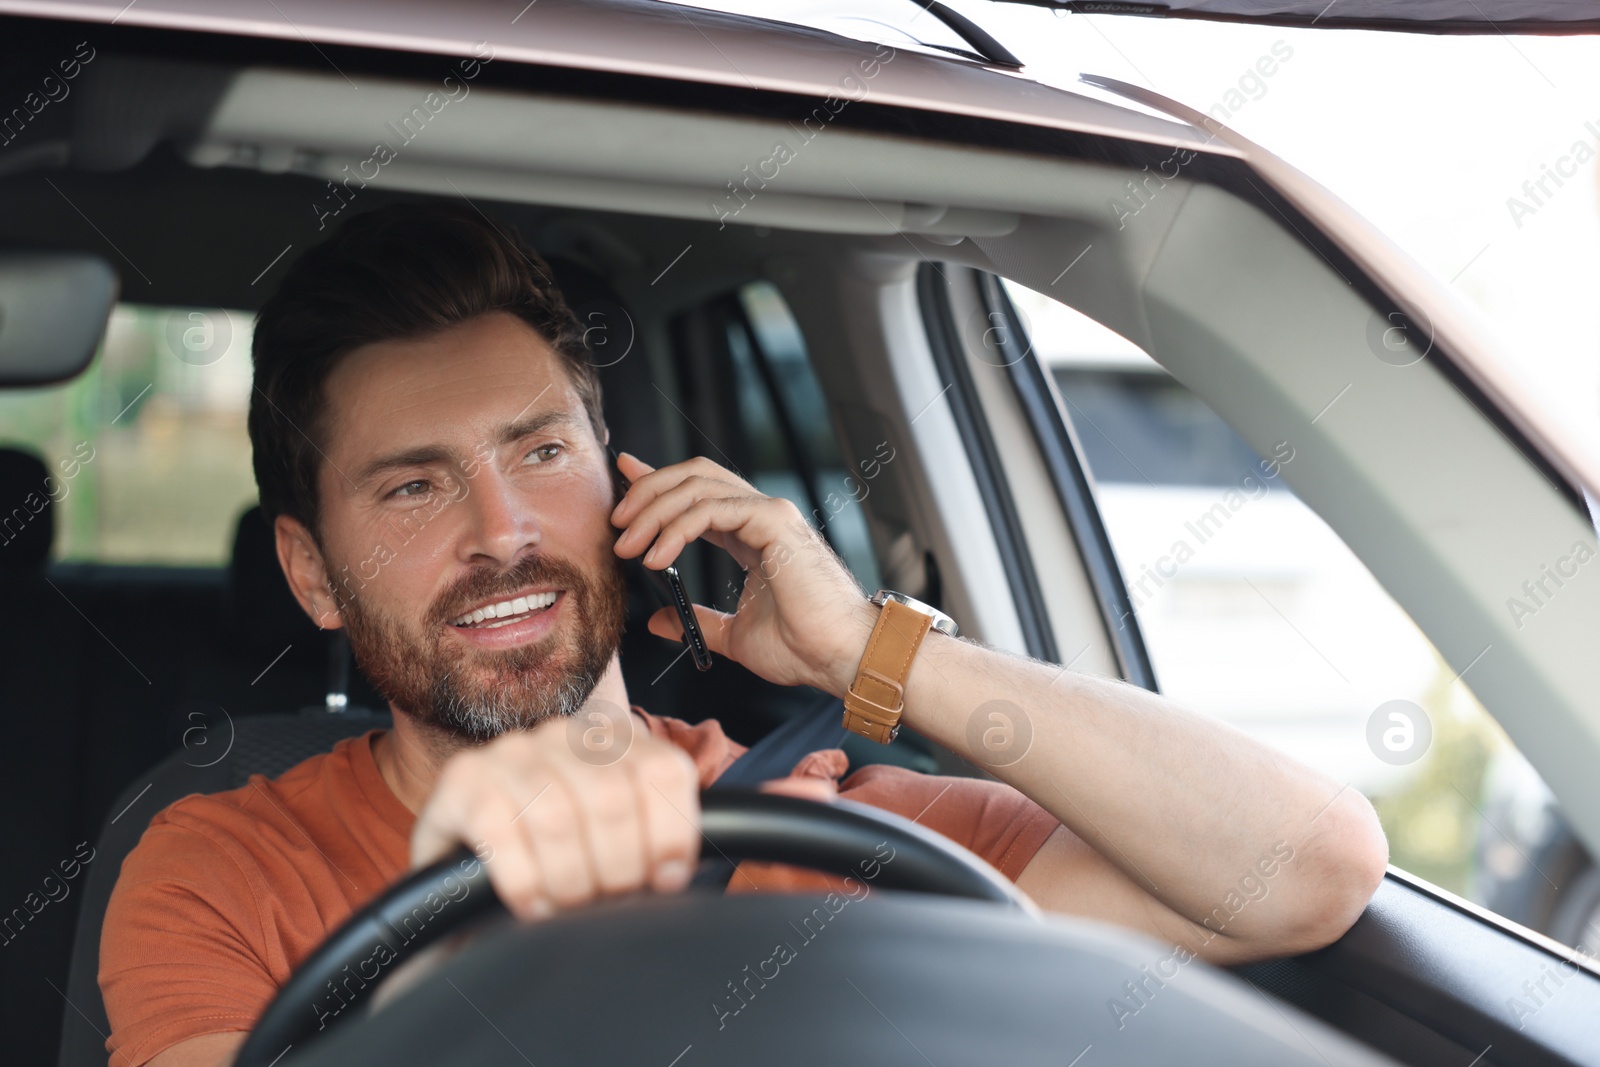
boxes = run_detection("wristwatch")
[842,590,958,744]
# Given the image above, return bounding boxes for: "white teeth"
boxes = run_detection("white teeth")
[450,592,558,626]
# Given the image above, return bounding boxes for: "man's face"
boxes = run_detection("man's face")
[306,311,625,742]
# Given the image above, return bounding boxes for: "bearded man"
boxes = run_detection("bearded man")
[99,203,1388,1067]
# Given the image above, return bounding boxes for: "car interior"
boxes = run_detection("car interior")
[3,3,1600,1065]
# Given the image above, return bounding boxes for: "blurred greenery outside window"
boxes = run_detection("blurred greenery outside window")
[1001,279,1536,903]
[0,304,257,566]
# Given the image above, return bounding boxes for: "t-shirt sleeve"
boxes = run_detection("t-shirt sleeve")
[100,818,274,1067]
[840,765,1062,881]
[728,766,1061,895]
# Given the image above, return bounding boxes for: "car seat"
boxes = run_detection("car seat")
[57,706,392,1067]
[0,447,92,1067]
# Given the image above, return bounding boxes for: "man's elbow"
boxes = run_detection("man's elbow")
[1281,791,1390,955]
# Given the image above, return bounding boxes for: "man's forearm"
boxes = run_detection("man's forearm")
[884,629,1388,952]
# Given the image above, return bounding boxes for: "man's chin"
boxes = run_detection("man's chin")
[403,642,603,738]
[455,664,581,706]
[415,674,596,743]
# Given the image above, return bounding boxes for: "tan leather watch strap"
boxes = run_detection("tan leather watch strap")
[842,599,934,744]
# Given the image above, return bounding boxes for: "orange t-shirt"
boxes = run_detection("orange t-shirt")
[99,709,1060,1066]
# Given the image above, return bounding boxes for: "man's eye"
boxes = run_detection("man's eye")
[389,479,430,499]
[524,444,563,465]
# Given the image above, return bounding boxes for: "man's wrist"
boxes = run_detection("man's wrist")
[826,597,881,698]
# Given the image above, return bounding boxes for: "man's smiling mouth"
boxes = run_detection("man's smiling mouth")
[448,590,561,628]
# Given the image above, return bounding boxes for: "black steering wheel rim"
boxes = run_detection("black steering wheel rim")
[234,788,1035,1067]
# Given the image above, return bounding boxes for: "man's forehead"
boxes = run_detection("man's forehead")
[323,313,585,463]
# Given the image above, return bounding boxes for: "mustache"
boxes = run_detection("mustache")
[431,552,593,624]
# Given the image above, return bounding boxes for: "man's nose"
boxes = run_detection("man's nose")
[461,465,540,565]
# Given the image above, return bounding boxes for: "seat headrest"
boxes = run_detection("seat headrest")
[0,447,55,574]
[228,504,320,648]
[543,256,663,466]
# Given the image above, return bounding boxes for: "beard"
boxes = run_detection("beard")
[335,548,628,744]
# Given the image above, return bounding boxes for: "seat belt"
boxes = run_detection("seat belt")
[688,696,852,889]
[706,696,851,791]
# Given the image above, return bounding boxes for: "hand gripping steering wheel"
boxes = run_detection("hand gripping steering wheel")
[233,789,1036,1067]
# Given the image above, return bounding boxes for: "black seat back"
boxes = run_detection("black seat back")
[0,446,93,1067]
[58,711,391,1067]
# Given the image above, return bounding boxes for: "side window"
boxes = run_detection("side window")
[730,282,882,592]
[662,281,935,770]
[664,281,883,614]
[1004,280,1595,950]
[0,304,255,565]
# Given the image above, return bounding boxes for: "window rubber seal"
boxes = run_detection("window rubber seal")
[976,269,1158,691]
[916,262,1059,664]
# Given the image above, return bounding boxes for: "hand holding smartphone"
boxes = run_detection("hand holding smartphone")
[611,449,713,671]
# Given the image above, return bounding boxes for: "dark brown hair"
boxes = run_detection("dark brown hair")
[248,202,604,539]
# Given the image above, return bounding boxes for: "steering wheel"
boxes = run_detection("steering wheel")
[233,788,1035,1067]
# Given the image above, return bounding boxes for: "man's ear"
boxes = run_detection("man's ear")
[274,513,344,631]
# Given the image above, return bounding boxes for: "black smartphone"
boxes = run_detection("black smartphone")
[610,449,713,671]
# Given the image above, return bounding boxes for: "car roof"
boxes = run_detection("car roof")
[5,0,1596,505]
[0,0,1222,152]
[1037,0,1600,35]
[4,0,1595,502]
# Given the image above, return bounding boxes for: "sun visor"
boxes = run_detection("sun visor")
[0,252,116,387]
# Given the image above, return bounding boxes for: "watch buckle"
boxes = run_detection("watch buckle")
[846,668,905,723]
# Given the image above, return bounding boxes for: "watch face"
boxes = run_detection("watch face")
[873,590,958,639]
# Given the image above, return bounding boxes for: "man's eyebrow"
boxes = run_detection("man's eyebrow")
[352,410,584,487]
[496,409,583,447]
